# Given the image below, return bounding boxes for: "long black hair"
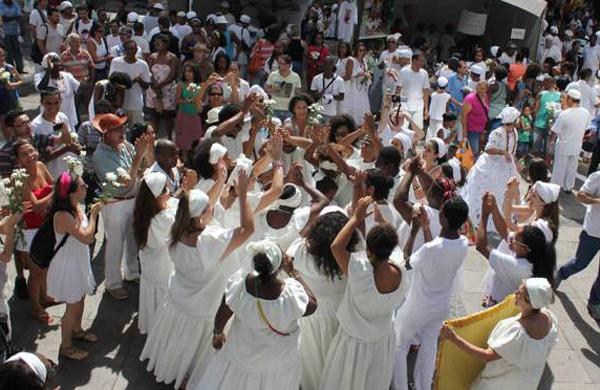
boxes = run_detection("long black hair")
[307,212,359,281]
[520,225,556,285]
[133,180,165,249]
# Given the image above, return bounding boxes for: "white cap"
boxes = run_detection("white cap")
[186,11,197,19]
[567,88,581,100]
[144,171,167,198]
[152,3,165,10]
[176,11,186,18]
[398,49,412,59]
[499,106,520,124]
[206,106,223,125]
[127,12,139,23]
[525,278,554,309]
[207,13,217,23]
[215,15,228,25]
[470,64,485,76]
[59,1,73,11]
[240,14,251,24]
[188,189,209,218]
[437,76,448,87]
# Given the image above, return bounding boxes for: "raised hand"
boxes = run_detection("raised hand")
[354,196,373,221]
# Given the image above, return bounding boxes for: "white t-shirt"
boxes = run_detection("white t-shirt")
[31,112,77,179]
[565,80,597,116]
[551,106,590,155]
[108,57,151,111]
[105,34,121,50]
[132,35,151,54]
[28,7,46,31]
[485,249,533,303]
[33,71,80,127]
[37,23,65,55]
[581,171,600,238]
[310,73,345,116]
[379,49,403,88]
[222,78,251,103]
[72,19,93,42]
[59,16,76,32]
[266,70,302,111]
[429,91,451,121]
[583,44,600,73]
[397,67,430,111]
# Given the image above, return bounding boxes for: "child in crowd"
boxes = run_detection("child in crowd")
[427,77,451,140]
[436,112,458,144]
[517,104,533,158]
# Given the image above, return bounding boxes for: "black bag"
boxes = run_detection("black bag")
[30,216,70,269]
[31,23,48,65]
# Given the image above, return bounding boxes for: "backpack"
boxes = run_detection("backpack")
[29,214,70,269]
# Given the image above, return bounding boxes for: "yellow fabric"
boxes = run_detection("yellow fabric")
[434,294,520,390]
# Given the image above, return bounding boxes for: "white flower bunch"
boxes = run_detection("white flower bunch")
[70,132,79,143]
[308,103,325,124]
[95,170,126,202]
[3,168,30,246]
[0,68,11,84]
[311,51,320,60]
[264,99,277,120]
[116,167,131,182]
[63,155,83,176]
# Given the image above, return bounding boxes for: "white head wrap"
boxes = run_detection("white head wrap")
[144,171,167,198]
[246,239,283,274]
[209,143,227,164]
[499,106,520,124]
[240,14,251,24]
[430,137,447,158]
[186,11,197,19]
[41,52,59,69]
[470,64,485,77]
[490,46,499,57]
[450,158,461,183]
[525,277,554,309]
[127,12,139,23]
[532,181,560,204]
[227,154,254,186]
[276,184,302,209]
[437,76,448,87]
[320,160,339,172]
[249,84,269,101]
[6,352,47,383]
[206,106,223,125]
[319,205,348,217]
[531,219,554,243]
[188,189,209,218]
[392,132,412,154]
[567,88,582,100]
[398,49,412,59]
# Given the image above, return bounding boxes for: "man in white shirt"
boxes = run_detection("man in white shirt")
[550,89,591,192]
[396,53,430,131]
[265,54,302,120]
[227,14,254,79]
[110,25,143,59]
[379,34,402,102]
[583,34,600,75]
[555,170,600,324]
[36,7,64,56]
[170,11,192,40]
[28,0,47,41]
[310,56,345,118]
[566,68,599,116]
[109,39,150,125]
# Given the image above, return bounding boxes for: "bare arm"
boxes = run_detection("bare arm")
[0,214,20,263]
[442,325,501,363]
[331,196,372,274]
[221,172,255,260]
[55,204,101,245]
[212,295,234,349]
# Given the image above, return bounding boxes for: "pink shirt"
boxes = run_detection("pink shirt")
[464,92,489,133]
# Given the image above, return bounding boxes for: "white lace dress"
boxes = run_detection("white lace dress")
[461,126,519,228]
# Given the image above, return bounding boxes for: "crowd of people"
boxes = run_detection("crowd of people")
[0,0,599,389]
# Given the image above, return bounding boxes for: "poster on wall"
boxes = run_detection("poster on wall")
[359,0,388,40]
[457,10,488,36]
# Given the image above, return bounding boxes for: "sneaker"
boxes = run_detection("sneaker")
[14,277,29,299]
[106,288,128,300]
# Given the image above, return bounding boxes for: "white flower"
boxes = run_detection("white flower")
[70,132,79,142]
[116,167,128,177]
[105,172,117,182]
[2,178,10,186]
[80,150,87,157]
[13,180,23,188]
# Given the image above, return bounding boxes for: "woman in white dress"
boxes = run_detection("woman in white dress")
[47,173,102,360]
[0,211,23,351]
[320,196,404,390]
[139,173,254,389]
[462,107,520,227]
[196,239,317,389]
[286,206,360,390]
[132,172,176,335]
[441,278,559,390]
[476,193,556,307]
[338,42,371,126]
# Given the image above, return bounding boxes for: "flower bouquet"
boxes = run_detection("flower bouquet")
[308,103,325,124]
[0,169,30,246]
[0,68,11,86]
[94,168,130,203]
[310,51,321,60]
[264,99,277,121]
[63,155,84,176]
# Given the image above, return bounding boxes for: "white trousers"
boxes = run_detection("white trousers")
[408,108,424,134]
[101,198,139,290]
[393,316,443,390]
[427,119,442,140]
[551,153,578,191]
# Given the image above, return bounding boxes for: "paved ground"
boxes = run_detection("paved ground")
[4,59,600,389]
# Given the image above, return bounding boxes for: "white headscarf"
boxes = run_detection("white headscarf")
[319,205,348,217]
[430,137,448,158]
[276,184,302,209]
[532,181,560,204]
[41,52,59,69]
[6,352,47,383]
[188,189,209,218]
[143,172,167,198]
[525,277,554,309]
[209,143,227,164]
[531,219,554,243]
[392,132,412,155]
[499,106,520,125]
[246,239,283,274]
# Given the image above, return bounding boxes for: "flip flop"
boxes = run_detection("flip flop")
[73,330,98,343]
[59,345,89,361]
[32,311,53,325]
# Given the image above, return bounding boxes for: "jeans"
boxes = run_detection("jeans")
[467,131,482,154]
[488,118,502,131]
[533,126,548,154]
[558,230,600,304]
[3,35,24,72]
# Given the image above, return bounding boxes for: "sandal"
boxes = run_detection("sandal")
[32,310,53,325]
[73,330,98,343]
[59,345,89,361]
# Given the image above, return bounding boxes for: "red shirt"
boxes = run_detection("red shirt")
[61,49,94,82]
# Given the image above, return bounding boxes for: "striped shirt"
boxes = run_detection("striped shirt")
[60,49,94,82]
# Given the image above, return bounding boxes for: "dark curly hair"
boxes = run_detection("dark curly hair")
[366,222,398,262]
[365,168,394,201]
[307,212,359,281]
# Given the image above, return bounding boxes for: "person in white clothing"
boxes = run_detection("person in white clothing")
[396,53,430,130]
[378,34,402,100]
[0,210,20,356]
[427,77,451,140]
[319,196,404,390]
[565,68,599,115]
[140,177,254,389]
[541,35,562,64]
[337,0,358,43]
[393,196,469,390]
[441,278,559,390]
[195,239,317,390]
[310,56,345,119]
[582,34,600,75]
[48,172,102,360]
[550,89,590,192]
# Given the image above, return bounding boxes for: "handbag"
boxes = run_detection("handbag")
[456,140,475,171]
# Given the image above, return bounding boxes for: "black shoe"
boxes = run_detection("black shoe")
[14,277,29,299]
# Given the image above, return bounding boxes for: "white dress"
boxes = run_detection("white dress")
[482,247,533,306]
[47,213,95,304]
[139,225,235,389]
[287,238,347,390]
[137,199,177,335]
[472,310,559,389]
[319,252,405,390]
[461,126,519,227]
[338,57,371,125]
[194,272,309,390]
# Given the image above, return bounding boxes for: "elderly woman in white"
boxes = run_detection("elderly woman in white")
[441,278,559,390]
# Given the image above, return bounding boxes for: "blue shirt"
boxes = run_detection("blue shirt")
[93,140,136,198]
[447,73,468,114]
[0,1,21,36]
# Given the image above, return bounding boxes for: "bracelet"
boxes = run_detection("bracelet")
[272,160,283,169]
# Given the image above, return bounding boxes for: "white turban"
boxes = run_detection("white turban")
[490,46,499,57]
[227,154,254,187]
[430,137,447,158]
[246,239,283,274]
[249,84,269,101]
[143,171,167,198]
[41,52,59,69]
[276,184,302,209]
[6,352,47,383]
[209,143,228,164]
[499,106,520,125]
[319,205,348,217]
[319,160,339,172]
[188,189,209,218]
[392,132,412,154]
[531,219,554,244]
[525,278,554,309]
[532,181,560,204]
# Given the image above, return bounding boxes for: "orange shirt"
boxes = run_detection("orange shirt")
[507,62,526,91]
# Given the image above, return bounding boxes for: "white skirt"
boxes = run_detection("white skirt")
[139,298,214,389]
[138,278,168,335]
[195,349,301,390]
[319,329,396,390]
[46,247,95,304]
[299,308,340,390]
